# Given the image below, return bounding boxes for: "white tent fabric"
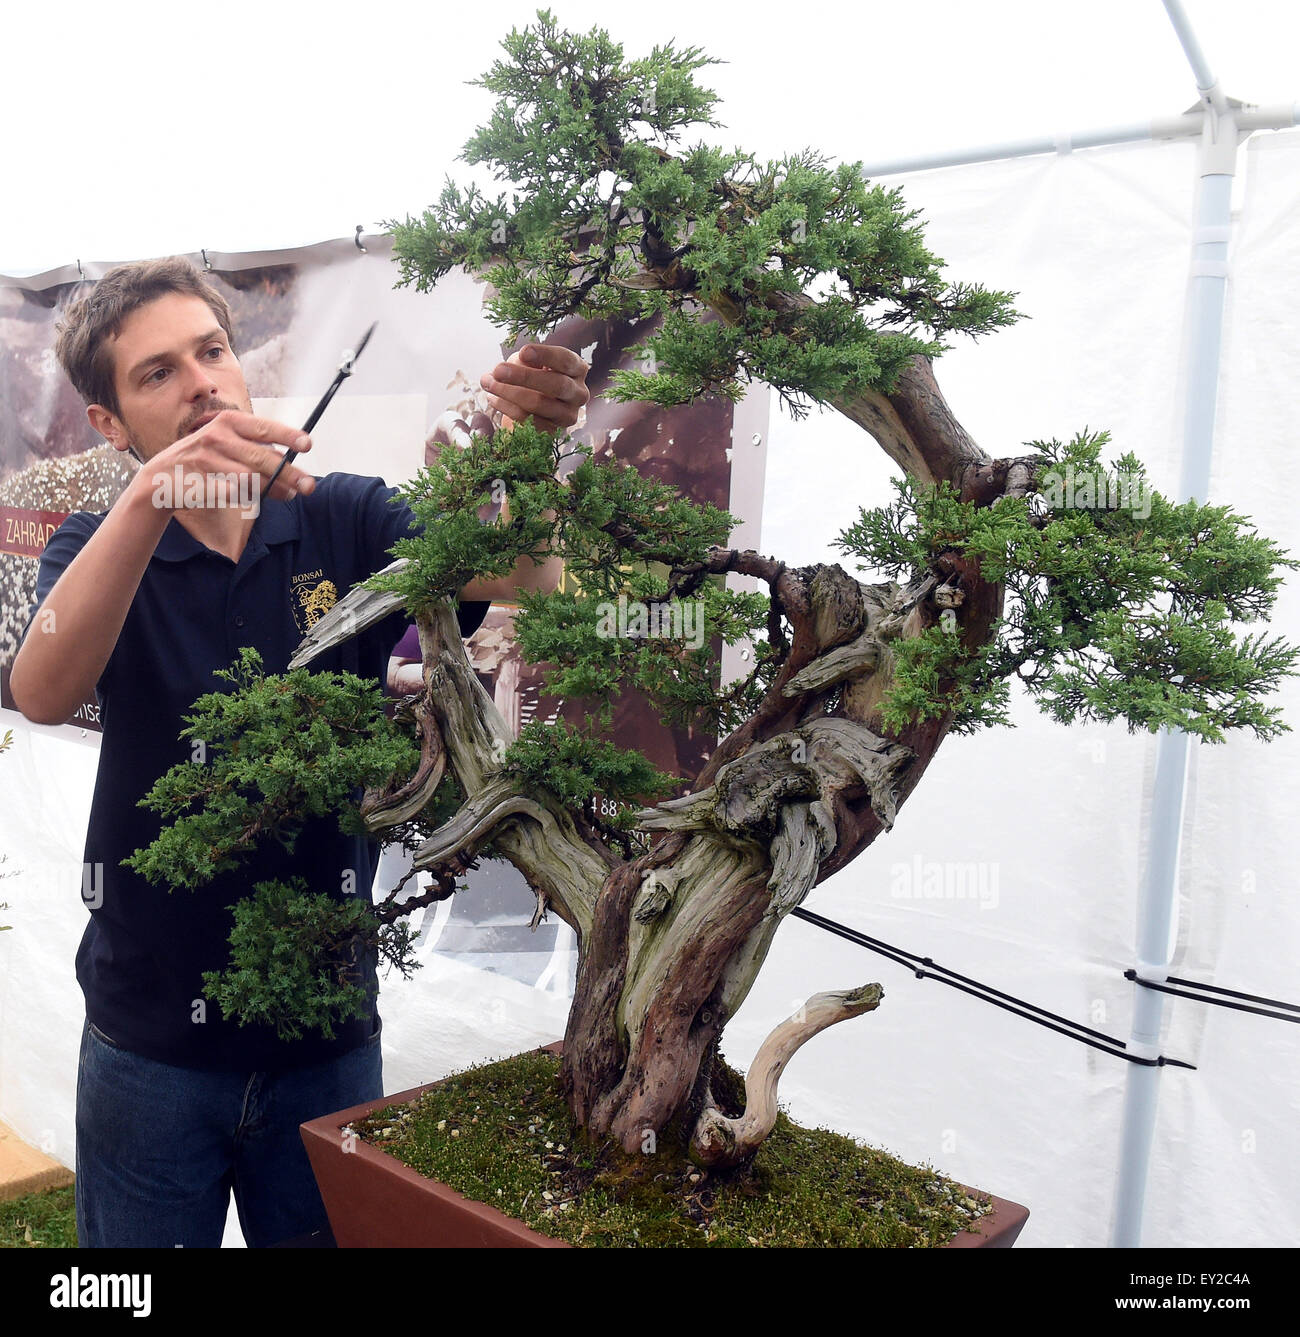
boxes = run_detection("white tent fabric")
[747,129,1300,1247]
[2,130,1298,1248]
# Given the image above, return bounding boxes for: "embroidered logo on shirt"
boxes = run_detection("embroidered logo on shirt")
[290,568,338,636]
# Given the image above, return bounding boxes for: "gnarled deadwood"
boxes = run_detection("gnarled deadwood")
[360,692,446,829]
[781,629,880,696]
[689,984,884,1167]
[399,604,614,938]
[766,800,837,916]
[287,558,409,671]
[291,592,614,938]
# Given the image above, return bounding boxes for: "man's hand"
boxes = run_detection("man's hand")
[144,410,317,510]
[480,343,589,433]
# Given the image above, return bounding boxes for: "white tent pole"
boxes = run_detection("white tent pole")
[855,103,1296,178]
[1163,0,1229,115]
[1110,0,1237,1249]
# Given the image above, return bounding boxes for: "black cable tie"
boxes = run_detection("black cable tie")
[1124,970,1300,1024]
[791,906,1196,1070]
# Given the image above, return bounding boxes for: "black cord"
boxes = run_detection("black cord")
[1166,973,1300,1013]
[797,907,1119,1044]
[1124,970,1300,1024]
[790,906,1196,1070]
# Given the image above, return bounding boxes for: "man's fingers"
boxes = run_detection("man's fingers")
[189,413,317,498]
[481,377,587,431]
[514,342,589,382]
[487,362,586,405]
[474,343,591,434]
[199,409,312,453]
[484,364,590,418]
[482,390,567,433]
[261,451,317,499]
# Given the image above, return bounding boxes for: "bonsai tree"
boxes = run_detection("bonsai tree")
[130,10,1298,1169]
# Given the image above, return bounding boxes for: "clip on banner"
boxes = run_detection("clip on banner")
[266,321,377,494]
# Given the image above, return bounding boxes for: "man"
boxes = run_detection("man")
[9,256,587,1247]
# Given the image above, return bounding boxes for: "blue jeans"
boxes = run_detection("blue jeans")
[75,1016,383,1248]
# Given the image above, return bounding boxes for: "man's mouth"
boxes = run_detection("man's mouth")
[183,408,226,437]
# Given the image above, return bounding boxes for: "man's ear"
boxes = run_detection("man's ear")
[87,404,133,457]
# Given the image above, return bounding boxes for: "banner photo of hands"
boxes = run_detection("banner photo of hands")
[0,234,769,993]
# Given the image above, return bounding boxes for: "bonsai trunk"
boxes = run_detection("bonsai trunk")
[300,353,1018,1166]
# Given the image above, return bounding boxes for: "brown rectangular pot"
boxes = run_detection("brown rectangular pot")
[301,1043,1029,1248]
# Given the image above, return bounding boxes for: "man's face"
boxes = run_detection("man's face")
[93,291,251,462]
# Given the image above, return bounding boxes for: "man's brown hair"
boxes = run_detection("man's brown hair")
[54,257,236,419]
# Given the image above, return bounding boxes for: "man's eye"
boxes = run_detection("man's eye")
[205,345,224,359]
[147,367,169,384]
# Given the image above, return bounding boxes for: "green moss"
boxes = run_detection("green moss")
[0,1184,77,1248]
[353,1048,992,1247]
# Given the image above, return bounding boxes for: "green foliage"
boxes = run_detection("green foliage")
[366,417,771,802]
[366,417,739,609]
[876,625,1013,737]
[123,649,421,1039]
[501,718,676,806]
[0,1186,78,1249]
[385,9,1019,419]
[201,878,419,1043]
[369,420,564,611]
[838,431,1300,741]
[126,648,419,888]
[513,575,769,734]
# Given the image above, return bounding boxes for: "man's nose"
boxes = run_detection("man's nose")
[182,356,220,397]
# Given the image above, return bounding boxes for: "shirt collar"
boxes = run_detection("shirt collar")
[152,493,302,562]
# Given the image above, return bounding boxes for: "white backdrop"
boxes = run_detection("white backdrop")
[3,130,1299,1248]
[737,129,1300,1248]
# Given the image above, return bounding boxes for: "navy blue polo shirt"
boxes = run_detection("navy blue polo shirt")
[22,472,487,1072]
